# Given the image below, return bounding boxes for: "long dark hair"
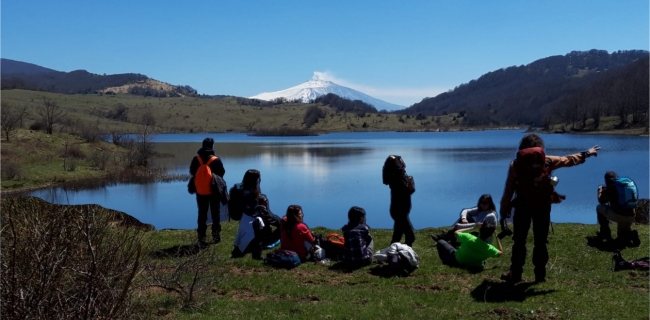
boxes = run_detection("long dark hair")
[518,134,545,150]
[242,169,261,199]
[283,205,303,239]
[346,206,366,227]
[476,194,496,212]
[382,155,406,185]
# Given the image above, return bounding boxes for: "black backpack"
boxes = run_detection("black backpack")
[612,250,649,271]
[227,183,245,221]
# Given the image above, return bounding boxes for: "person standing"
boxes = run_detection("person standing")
[190,137,226,246]
[596,171,640,247]
[500,133,599,283]
[383,155,416,247]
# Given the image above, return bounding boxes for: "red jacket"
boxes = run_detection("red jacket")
[280,217,314,261]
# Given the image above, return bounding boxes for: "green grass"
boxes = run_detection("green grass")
[0,89,471,134]
[139,222,649,319]
[0,128,128,191]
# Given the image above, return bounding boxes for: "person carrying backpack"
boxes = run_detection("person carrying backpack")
[383,155,416,247]
[232,170,281,259]
[596,171,640,247]
[189,138,226,247]
[499,134,599,283]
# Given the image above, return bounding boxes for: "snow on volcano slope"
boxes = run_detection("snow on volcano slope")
[250,73,405,111]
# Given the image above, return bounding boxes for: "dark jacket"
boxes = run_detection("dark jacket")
[190,147,225,178]
[389,174,415,215]
[211,174,230,205]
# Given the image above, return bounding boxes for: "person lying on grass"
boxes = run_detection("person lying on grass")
[432,221,503,270]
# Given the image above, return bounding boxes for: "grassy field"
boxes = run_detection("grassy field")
[0,128,129,191]
[136,221,649,320]
[0,89,486,134]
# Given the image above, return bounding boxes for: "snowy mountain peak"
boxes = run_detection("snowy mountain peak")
[250,72,404,111]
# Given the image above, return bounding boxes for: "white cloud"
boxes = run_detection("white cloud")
[312,71,448,107]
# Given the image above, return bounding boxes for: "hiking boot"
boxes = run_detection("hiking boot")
[198,240,209,249]
[212,233,221,244]
[595,230,612,241]
[500,271,522,284]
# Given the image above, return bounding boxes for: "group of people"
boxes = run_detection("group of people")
[189,134,640,282]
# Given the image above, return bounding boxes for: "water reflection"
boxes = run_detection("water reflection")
[152,142,371,171]
[22,131,649,231]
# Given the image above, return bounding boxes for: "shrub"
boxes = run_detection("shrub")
[79,125,104,143]
[29,121,46,131]
[1,197,148,319]
[1,160,23,180]
[89,151,110,170]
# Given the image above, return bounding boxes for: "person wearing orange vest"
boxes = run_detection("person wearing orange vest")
[190,138,226,247]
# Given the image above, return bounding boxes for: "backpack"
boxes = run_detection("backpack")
[227,183,245,221]
[613,177,638,210]
[612,250,649,271]
[324,233,345,261]
[263,250,301,269]
[194,155,217,196]
[514,147,553,205]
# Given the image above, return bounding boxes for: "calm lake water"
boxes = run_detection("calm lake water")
[27,131,649,231]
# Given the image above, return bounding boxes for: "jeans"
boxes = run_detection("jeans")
[596,204,634,237]
[391,212,415,246]
[436,239,460,267]
[196,194,221,241]
[510,204,551,279]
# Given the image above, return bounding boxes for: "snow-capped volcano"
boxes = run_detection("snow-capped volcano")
[250,73,405,111]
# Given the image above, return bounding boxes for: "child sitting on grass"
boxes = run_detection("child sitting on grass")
[341,206,375,270]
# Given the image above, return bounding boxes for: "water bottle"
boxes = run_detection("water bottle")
[320,258,331,266]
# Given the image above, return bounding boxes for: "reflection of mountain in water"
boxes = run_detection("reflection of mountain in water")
[152,142,371,168]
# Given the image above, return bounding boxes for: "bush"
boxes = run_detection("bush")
[1,197,148,319]
[90,151,110,170]
[29,121,46,131]
[79,125,104,143]
[1,160,23,180]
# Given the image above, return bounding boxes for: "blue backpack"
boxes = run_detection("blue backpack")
[613,178,638,210]
[263,250,301,269]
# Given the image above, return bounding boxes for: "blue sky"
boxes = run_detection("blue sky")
[2,1,648,106]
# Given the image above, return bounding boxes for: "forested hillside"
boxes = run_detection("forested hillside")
[0,59,197,97]
[403,50,649,129]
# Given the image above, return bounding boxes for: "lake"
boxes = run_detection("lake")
[26,130,649,231]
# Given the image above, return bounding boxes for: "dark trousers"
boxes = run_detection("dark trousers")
[196,194,221,241]
[391,212,415,246]
[436,239,459,267]
[510,204,551,278]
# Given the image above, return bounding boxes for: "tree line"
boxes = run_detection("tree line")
[403,50,649,129]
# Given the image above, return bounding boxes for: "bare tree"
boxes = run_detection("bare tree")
[1,102,20,141]
[37,98,66,134]
[137,111,156,166]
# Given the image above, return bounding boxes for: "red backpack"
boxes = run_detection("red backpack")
[514,147,553,205]
[194,156,217,195]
